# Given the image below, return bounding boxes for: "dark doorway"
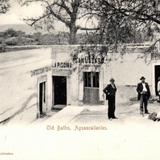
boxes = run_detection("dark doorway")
[53,76,67,105]
[39,82,46,116]
[83,72,100,104]
[155,65,160,95]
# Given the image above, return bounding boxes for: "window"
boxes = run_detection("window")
[93,72,99,88]
[84,72,91,87]
[84,72,99,88]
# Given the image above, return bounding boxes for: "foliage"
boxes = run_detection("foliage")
[87,0,160,45]
[5,37,18,45]
[3,28,20,37]
[0,0,10,14]
[18,0,160,48]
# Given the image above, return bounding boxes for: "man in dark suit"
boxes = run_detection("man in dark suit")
[103,78,118,119]
[136,76,151,115]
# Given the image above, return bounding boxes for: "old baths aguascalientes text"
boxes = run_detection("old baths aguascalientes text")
[46,125,107,131]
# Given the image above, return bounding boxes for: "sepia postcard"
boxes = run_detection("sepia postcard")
[0,0,160,160]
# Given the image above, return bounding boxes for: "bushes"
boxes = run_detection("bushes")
[5,37,18,46]
[0,44,6,52]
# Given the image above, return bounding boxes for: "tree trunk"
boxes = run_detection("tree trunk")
[69,25,77,44]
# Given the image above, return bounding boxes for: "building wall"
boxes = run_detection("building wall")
[103,52,154,102]
[51,45,159,104]
[0,45,159,123]
[0,48,52,123]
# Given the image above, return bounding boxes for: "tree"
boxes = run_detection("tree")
[3,28,19,37]
[19,0,160,47]
[0,0,10,14]
[91,0,160,46]
[19,0,98,44]
[0,0,10,52]
[71,0,160,62]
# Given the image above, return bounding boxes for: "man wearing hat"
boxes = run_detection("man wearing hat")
[103,78,118,119]
[137,76,151,115]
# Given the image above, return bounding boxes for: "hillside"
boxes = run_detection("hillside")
[0,24,45,34]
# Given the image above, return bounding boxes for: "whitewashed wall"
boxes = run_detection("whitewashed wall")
[103,52,154,103]
[51,45,159,104]
[0,45,159,123]
[0,48,52,123]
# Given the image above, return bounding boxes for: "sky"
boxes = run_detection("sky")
[0,0,69,32]
[0,0,44,25]
[0,0,98,32]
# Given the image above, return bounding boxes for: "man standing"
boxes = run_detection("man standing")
[137,76,151,115]
[103,78,118,119]
[157,77,160,102]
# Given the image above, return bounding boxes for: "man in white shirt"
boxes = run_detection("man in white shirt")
[157,77,160,102]
[137,76,151,115]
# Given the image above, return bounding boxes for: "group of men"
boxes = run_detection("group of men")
[103,76,152,119]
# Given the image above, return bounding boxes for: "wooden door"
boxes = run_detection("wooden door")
[83,72,99,104]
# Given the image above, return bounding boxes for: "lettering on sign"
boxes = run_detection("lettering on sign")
[31,66,52,77]
[30,56,104,76]
[31,62,72,76]
[73,54,105,64]
[52,62,72,68]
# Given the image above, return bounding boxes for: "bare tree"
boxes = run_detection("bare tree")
[0,0,10,14]
[19,0,98,44]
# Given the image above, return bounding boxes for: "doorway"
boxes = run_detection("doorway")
[53,76,67,105]
[39,81,46,116]
[83,72,99,104]
[155,65,160,95]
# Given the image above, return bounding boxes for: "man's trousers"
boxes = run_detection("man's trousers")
[108,96,116,118]
[140,94,149,113]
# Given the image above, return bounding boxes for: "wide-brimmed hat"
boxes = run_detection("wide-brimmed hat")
[140,76,145,80]
[110,78,115,82]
